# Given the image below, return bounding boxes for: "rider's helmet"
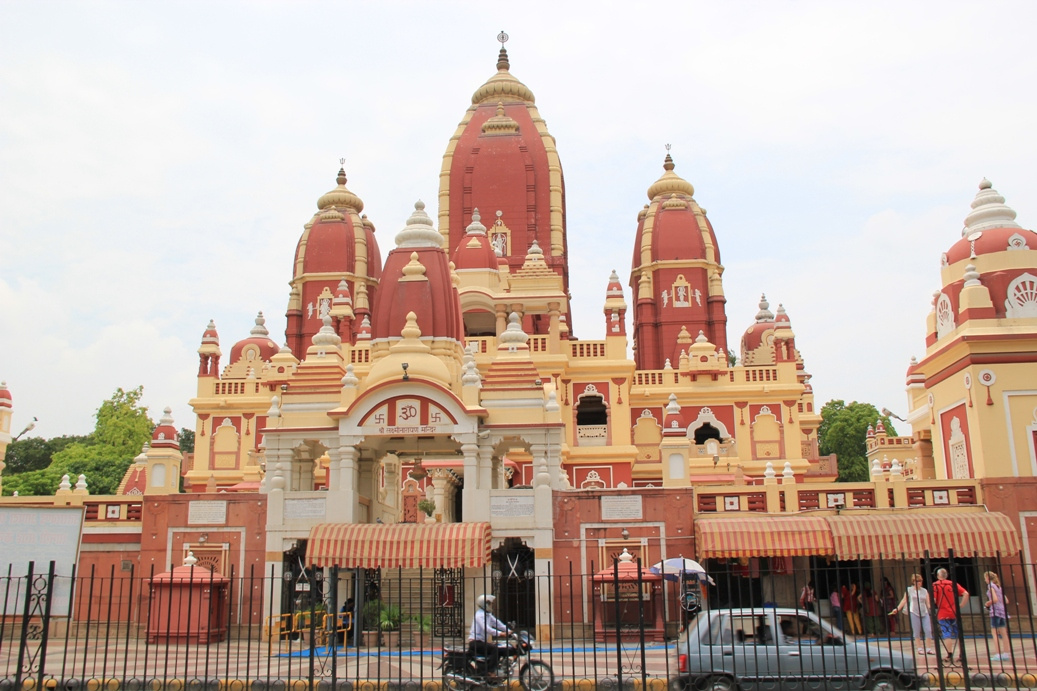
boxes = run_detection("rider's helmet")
[476,594,496,611]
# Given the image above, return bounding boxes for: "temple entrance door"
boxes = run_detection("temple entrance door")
[493,539,536,631]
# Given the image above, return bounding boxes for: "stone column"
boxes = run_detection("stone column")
[461,442,484,521]
[495,304,508,337]
[548,302,561,354]
[325,445,341,492]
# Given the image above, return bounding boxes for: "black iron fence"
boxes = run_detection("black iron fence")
[1,552,1037,689]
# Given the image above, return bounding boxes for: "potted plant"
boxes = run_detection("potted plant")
[362,599,384,647]
[379,603,403,648]
[409,613,432,649]
[417,498,437,523]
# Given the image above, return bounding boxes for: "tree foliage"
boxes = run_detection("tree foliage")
[3,435,90,475]
[178,428,195,454]
[3,387,154,496]
[818,400,897,483]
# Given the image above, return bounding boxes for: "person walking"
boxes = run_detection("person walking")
[932,568,969,666]
[984,571,1010,662]
[890,573,935,657]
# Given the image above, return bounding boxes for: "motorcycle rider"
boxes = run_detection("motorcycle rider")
[468,594,509,681]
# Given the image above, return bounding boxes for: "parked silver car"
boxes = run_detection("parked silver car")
[671,608,919,691]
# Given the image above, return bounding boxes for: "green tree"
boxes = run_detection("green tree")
[93,387,154,458]
[178,427,195,454]
[3,387,154,496]
[818,400,897,482]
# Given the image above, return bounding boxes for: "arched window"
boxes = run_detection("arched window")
[694,423,722,445]
[575,392,608,446]
[576,394,607,426]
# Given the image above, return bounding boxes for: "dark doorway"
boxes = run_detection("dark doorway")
[694,423,722,445]
[492,539,537,631]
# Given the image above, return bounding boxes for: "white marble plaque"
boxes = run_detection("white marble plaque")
[188,500,228,525]
[285,497,327,520]
[601,495,643,520]
[490,495,535,518]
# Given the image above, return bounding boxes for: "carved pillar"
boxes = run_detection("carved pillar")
[358,455,375,523]
[479,443,497,490]
[326,445,341,492]
[548,302,561,354]
[531,443,552,530]
[495,304,508,337]
[461,443,483,522]
[379,453,401,521]
[328,444,359,523]
[290,445,313,492]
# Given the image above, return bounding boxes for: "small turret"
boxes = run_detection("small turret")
[197,320,221,377]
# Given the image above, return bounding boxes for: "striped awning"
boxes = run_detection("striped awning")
[695,516,835,558]
[307,522,492,569]
[826,512,1020,560]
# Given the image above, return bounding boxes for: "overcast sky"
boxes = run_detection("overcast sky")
[1,1,1035,440]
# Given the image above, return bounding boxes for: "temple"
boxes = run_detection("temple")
[1,41,1034,637]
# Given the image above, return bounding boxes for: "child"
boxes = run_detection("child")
[984,572,1010,662]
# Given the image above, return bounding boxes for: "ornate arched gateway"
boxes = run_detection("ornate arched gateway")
[262,373,564,638]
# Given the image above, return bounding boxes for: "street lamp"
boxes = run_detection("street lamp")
[13,417,37,441]
[880,408,906,422]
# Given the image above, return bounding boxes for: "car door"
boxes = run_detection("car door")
[776,612,857,691]
[724,613,782,691]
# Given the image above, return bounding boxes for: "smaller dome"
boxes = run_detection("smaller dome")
[197,320,221,355]
[200,320,219,343]
[944,180,1035,265]
[317,167,364,213]
[963,179,1020,236]
[395,201,443,249]
[646,154,695,201]
[453,209,500,270]
[151,407,180,448]
[230,312,279,364]
[0,381,11,409]
[740,294,794,364]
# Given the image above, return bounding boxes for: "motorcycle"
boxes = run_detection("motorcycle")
[442,631,555,691]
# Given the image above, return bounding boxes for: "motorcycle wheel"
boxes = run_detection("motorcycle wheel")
[518,660,554,691]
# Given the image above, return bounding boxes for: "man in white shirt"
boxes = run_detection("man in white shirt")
[469,594,509,678]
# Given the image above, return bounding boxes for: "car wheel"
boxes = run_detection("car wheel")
[703,675,737,691]
[866,673,898,691]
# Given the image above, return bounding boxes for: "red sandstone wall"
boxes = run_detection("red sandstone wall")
[552,488,695,627]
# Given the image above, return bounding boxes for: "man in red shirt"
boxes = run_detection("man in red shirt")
[932,568,969,665]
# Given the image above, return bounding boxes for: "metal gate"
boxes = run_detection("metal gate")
[433,567,464,637]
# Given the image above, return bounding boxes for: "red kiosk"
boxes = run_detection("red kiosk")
[147,552,229,644]
[591,549,664,642]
